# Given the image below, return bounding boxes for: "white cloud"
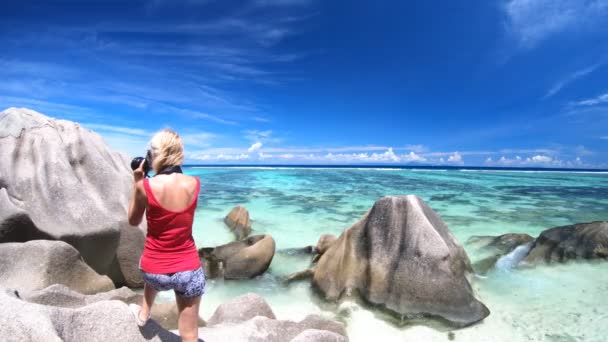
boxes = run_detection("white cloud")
[369,148,400,162]
[258,152,273,159]
[248,142,263,152]
[575,92,608,106]
[504,0,608,49]
[529,155,553,163]
[483,154,592,168]
[447,152,463,164]
[401,151,426,162]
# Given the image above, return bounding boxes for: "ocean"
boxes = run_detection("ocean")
[171,166,608,341]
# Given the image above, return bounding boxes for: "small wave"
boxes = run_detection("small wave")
[495,242,533,270]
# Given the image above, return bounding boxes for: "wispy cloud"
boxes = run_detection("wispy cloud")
[0,1,314,130]
[575,92,608,106]
[180,132,217,148]
[504,0,608,49]
[82,123,150,137]
[545,63,603,98]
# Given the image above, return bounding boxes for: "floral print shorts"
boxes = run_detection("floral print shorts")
[141,267,206,298]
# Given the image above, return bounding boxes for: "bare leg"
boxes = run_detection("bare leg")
[175,293,201,342]
[140,283,158,322]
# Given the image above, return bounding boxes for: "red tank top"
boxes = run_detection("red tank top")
[139,177,201,274]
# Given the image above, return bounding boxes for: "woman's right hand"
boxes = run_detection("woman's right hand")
[133,159,145,182]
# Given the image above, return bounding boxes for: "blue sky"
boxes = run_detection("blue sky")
[1,0,608,168]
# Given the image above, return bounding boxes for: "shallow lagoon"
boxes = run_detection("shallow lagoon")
[171,167,608,341]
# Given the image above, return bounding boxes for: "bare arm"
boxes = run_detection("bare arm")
[128,161,147,226]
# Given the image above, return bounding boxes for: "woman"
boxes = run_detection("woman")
[128,129,204,342]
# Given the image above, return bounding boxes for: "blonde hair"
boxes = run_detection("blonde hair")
[149,129,184,172]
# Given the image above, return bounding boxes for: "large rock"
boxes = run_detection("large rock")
[0,240,114,295]
[0,107,145,287]
[224,205,252,240]
[24,284,204,330]
[523,221,608,264]
[290,329,348,342]
[196,293,348,342]
[207,292,276,326]
[199,315,348,342]
[199,235,275,280]
[2,287,346,342]
[312,195,489,327]
[0,288,182,342]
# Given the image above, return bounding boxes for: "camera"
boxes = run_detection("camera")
[130,150,152,177]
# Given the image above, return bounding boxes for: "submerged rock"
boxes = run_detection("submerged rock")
[523,221,608,264]
[224,205,252,240]
[0,107,145,287]
[467,233,535,274]
[312,195,490,327]
[467,233,534,254]
[199,234,275,280]
[0,240,114,295]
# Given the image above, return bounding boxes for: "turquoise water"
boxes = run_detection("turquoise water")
[179,167,608,341]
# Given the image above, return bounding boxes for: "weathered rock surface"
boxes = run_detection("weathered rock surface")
[315,234,337,255]
[0,107,145,287]
[207,292,276,325]
[0,287,182,342]
[290,329,348,342]
[312,195,489,327]
[523,221,608,264]
[0,240,114,295]
[199,234,275,280]
[2,287,346,342]
[24,284,204,330]
[197,293,348,342]
[225,205,252,240]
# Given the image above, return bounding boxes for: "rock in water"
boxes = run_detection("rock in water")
[467,233,534,254]
[523,221,608,264]
[466,233,535,274]
[0,107,145,287]
[0,240,115,294]
[199,234,275,280]
[312,195,490,327]
[224,205,252,240]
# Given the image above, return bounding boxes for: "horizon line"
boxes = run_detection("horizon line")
[181,164,608,172]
